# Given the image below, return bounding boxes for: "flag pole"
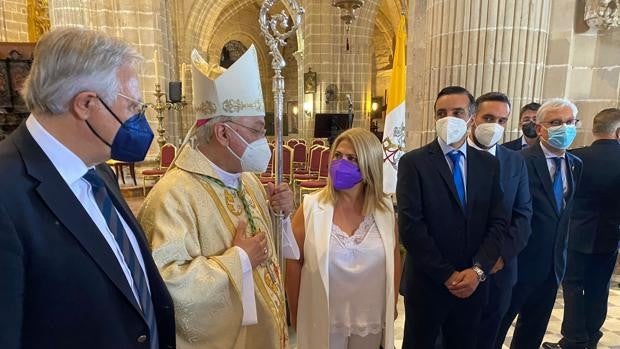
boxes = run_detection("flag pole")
[259,0,304,276]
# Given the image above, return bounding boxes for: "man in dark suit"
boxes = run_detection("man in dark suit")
[543,108,620,349]
[397,86,507,349]
[0,28,175,349]
[497,98,583,349]
[503,102,541,150]
[466,92,533,349]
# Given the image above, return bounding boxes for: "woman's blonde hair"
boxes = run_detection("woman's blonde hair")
[318,127,389,214]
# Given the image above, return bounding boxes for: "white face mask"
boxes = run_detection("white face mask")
[436,116,470,145]
[474,122,505,148]
[225,125,272,173]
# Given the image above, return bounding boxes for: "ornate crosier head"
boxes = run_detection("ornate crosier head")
[259,0,305,71]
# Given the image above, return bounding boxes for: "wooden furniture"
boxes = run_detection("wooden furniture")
[141,143,177,195]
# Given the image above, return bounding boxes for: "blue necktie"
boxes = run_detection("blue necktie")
[552,157,564,212]
[83,169,159,349]
[447,151,466,207]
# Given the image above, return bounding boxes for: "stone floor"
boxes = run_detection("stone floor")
[118,166,620,349]
[390,279,620,349]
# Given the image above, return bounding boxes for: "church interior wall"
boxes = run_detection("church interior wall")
[1,0,617,153]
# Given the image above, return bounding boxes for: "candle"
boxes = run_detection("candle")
[181,63,186,97]
[154,49,160,85]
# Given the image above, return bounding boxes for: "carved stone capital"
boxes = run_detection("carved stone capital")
[585,0,620,30]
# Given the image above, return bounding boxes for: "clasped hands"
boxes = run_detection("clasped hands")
[444,269,480,299]
[444,257,504,298]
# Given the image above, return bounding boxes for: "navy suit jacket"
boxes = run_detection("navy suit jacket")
[517,142,582,286]
[0,124,176,349]
[568,140,620,254]
[502,137,524,151]
[397,139,507,289]
[492,145,532,289]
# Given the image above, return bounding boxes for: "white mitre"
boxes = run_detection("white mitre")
[191,44,265,128]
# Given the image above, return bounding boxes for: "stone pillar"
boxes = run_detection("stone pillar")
[49,0,178,157]
[542,0,620,147]
[301,0,380,135]
[0,1,29,41]
[407,0,552,149]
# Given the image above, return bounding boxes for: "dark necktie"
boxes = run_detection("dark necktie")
[83,169,159,349]
[552,157,564,212]
[447,150,466,207]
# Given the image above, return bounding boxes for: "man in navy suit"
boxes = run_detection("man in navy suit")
[497,98,583,349]
[466,92,533,349]
[0,28,175,349]
[397,86,507,349]
[543,108,620,349]
[503,102,541,150]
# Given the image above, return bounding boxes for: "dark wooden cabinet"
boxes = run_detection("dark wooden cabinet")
[0,43,34,141]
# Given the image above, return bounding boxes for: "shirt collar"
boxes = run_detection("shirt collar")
[521,136,529,148]
[438,137,468,158]
[467,136,496,156]
[540,141,565,159]
[26,115,89,186]
[203,154,242,189]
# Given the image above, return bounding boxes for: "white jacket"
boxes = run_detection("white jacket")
[296,191,396,349]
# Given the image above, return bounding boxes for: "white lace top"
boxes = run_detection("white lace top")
[329,215,386,337]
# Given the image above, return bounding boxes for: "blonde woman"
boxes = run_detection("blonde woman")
[286,128,401,349]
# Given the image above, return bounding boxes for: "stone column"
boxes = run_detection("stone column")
[301,0,380,135]
[49,0,178,157]
[407,0,552,149]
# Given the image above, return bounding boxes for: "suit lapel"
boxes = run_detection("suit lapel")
[13,125,144,315]
[428,140,464,211]
[99,167,168,306]
[531,143,560,217]
[495,146,509,192]
[465,147,480,217]
[564,154,577,206]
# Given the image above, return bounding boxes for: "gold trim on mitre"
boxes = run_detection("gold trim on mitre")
[222,98,265,114]
[197,101,217,116]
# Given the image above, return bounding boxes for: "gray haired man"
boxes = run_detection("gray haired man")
[0,27,175,349]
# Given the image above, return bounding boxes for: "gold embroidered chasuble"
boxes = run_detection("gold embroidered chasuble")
[138,146,287,349]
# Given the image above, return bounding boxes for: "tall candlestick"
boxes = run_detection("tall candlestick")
[181,63,186,97]
[154,49,160,84]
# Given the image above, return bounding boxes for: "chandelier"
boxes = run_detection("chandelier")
[331,0,364,30]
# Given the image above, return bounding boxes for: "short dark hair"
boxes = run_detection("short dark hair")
[592,108,620,134]
[475,92,511,111]
[434,86,476,116]
[519,102,541,117]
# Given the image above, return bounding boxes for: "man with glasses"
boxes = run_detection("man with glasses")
[543,108,620,349]
[497,99,583,349]
[0,28,175,349]
[503,102,541,150]
[138,46,298,349]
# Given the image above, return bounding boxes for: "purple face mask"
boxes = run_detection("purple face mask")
[330,158,363,190]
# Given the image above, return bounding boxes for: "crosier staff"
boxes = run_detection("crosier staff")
[258,0,304,275]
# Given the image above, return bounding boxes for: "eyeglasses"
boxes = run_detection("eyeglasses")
[117,92,147,115]
[540,119,581,127]
[333,151,358,163]
[226,120,266,137]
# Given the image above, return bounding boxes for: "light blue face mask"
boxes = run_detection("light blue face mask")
[545,124,577,150]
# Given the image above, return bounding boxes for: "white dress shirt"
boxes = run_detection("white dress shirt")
[540,142,568,196]
[26,115,150,307]
[207,157,299,326]
[437,137,468,200]
[521,136,529,149]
